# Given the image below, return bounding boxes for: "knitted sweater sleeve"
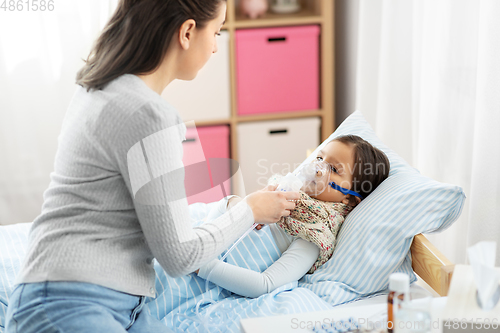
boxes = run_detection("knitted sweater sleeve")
[109,102,255,278]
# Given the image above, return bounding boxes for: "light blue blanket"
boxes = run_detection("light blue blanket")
[0,202,333,333]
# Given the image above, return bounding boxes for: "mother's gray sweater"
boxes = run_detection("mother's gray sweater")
[16,74,254,297]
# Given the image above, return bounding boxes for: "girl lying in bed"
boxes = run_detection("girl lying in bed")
[194,135,390,298]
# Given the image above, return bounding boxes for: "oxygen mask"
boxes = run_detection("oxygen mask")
[296,159,332,196]
[276,159,331,196]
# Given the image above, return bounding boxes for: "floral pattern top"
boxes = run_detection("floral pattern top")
[268,173,353,273]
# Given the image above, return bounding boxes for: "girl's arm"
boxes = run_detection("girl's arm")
[197,237,319,298]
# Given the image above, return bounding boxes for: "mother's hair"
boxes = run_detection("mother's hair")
[76,0,226,91]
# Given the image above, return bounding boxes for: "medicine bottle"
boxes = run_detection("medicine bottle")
[387,273,409,333]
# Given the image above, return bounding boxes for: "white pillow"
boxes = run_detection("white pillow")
[297,111,465,305]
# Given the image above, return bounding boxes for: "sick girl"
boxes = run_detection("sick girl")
[196,135,390,298]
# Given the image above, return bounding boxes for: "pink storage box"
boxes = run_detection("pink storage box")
[235,25,320,115]
[182,125,231,204]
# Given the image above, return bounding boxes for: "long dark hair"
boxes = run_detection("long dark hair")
[333,135,390,205]
[76,0,225,91]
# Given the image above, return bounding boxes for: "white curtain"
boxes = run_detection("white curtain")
[356,0,500,265]
[0,1,118,224]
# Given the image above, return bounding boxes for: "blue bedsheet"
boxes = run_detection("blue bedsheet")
[0,202,333,332]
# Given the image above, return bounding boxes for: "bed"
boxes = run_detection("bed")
[0,111,464,332]
[0,204,454,333]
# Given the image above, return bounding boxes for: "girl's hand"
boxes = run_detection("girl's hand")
[245,186,299,224]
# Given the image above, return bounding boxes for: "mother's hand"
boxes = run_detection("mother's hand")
[245,186,299,224]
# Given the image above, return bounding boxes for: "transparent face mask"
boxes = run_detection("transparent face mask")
[294,159,332,196]
[292,158,366,199]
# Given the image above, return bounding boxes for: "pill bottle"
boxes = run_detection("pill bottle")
[387,273,409,333]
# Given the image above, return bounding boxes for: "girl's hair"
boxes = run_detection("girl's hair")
[76,0,226,91]
[332,135,390,206]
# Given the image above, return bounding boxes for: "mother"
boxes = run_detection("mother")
[5,0,298,332]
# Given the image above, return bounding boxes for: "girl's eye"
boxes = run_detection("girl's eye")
[216,32,221,36]
[330,165,338,173]
[316,156,323,161]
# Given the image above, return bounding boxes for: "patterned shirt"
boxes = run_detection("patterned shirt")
[277,191,353,273]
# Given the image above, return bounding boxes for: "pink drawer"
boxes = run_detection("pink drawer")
[235,25,320,115]
[182,125,231,204]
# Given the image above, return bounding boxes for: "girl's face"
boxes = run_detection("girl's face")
[177,2,226,80]
[308,140,357,204]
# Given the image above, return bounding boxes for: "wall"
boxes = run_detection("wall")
[334,0,359,127]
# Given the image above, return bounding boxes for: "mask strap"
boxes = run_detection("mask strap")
[329,181,364,199]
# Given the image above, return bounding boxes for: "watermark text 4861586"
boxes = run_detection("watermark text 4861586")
[1,0,55,11]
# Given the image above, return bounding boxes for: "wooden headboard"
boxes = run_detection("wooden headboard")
[410,234,454,296]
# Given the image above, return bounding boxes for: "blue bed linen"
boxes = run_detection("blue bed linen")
[0,222,31,333]
[150,283,332,332]
[144,202,333,332]
[0,203,334,333]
